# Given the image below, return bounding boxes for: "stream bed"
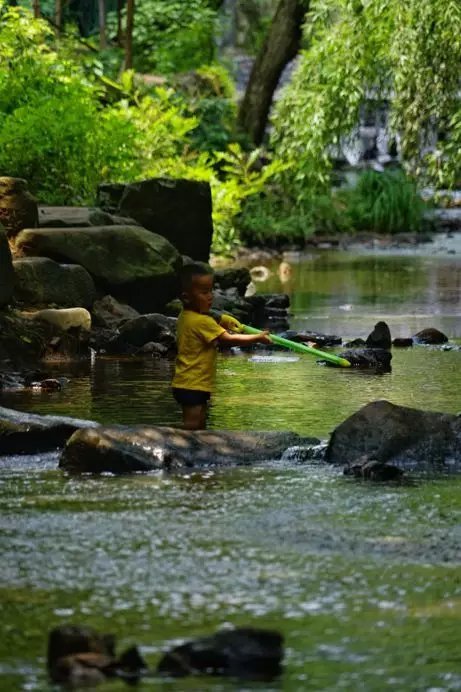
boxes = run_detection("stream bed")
[1,246,460,690]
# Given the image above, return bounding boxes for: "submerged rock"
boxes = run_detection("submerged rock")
[157,627,283,680]
[0,406,99,455]
[326,400,461,472]
[413,327,448,344]
[393,337,413,348]
[343,458,404,482]
[59,427,310,473]
[330,348,392,371]
[47,624,147,686]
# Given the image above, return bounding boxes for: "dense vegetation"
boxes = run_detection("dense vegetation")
[1,0,460,254]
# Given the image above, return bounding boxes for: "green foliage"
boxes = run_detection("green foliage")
[120,0,217,73]
[210,144,288,255]
[343,170,425,234]
[174,63,237,153]
[0,4,205,204]
[1,2,317,256]
[0,93,137,204]
[239,188,350,247]
[272,0,461,194]
[390,0,461,185]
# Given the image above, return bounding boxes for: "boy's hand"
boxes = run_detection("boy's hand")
[259,330,272,345]
[220,314,244,332]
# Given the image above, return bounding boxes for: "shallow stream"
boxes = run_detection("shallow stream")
[1,245,460,690]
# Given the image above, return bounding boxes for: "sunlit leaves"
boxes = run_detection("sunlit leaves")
[272,0,461,192]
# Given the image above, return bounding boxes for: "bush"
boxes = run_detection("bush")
[343,169,425,234]
[239,186,351,247]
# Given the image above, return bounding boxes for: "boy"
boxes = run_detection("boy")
[172,262,272,430]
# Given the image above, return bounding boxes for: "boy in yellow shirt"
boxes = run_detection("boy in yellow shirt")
[172,262,271,430]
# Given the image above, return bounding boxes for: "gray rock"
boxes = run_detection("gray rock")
[392,337,413,348]
[0,177,38,238]
[326,400,461,472]
[13,257,96,308]
[38,206,139,228]
[413,327,448,344]
[15,225,181,312]
[109,313,177,351]
[0,227,14,307]
[59,427,311,473]
[333,348,392,370]
[99,178,213,262]
[214,268,251,297]
[365,321,391,349]
[157,627,283,680]
[91,295,140,329]
[0,406,99,455]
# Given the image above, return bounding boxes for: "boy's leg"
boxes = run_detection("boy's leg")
[182,404,207,431]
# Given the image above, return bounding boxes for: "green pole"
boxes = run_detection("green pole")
[242,324,351,368]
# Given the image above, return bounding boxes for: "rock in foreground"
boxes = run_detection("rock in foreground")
[157,627,283,680]
[0,406,99,455]
[60,426,308,473]
[326,400,461,472]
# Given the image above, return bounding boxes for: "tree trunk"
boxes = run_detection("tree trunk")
[54,0,63,34]
[116,0,124,46]
[124,0,135,69]
[32,0,41,18]
[98,0,107,49]
[237,0,307,146]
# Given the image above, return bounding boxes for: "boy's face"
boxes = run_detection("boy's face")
[183,274,214,313]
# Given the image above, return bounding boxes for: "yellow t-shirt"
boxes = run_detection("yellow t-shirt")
[172,310,225,392]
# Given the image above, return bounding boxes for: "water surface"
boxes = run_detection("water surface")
[1,248,460,690]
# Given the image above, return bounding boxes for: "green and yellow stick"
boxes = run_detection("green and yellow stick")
[242,324,351,368]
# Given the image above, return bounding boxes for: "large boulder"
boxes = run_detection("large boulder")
[38,206,138,228]
[326,400,461,472]
[59,426,309,473]
[13,257,96,308]
[0,227,14,307]
[14,226,181,312]
[98,178,213,262]
[0,177,38,238]
[0,406,99,455]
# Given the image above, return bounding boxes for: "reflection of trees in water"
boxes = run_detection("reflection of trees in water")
[257,255,461,315]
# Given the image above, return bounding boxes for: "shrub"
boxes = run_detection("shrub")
[343,169,425,234]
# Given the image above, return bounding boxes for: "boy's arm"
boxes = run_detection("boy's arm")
[217,330,272,346]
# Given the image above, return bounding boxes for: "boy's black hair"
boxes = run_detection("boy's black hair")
[179,262,214,290]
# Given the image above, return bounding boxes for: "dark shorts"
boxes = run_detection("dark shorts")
[172,388,211,406]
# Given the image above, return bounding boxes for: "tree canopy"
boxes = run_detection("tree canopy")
[272,0,461,192]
